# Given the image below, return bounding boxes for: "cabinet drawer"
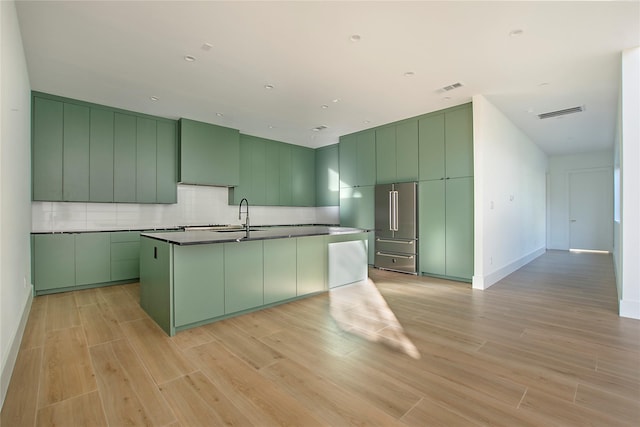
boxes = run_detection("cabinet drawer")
[111,259,139,281]
[110,231,140,243]
[111,241,140,261]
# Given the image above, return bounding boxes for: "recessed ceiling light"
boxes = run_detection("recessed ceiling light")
[509,29,524,37]
[404,71,415,77]
[363,120,371,124]
[443,96,452,100]
[268,125,275,129]
[538,82,550,87]
[312,125,328,132]
[321,104,329,109]
[264,84,274,90]
[216,112,224,117]
[150,96,159,101]
[350,34,361,42]
[201,43,213,51]
[184,55,196,62]
[332,98,340,103]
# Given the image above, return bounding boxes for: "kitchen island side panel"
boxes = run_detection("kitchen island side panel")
[140,237,173,335]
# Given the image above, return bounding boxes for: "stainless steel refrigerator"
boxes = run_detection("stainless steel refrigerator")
[374,182,418,274]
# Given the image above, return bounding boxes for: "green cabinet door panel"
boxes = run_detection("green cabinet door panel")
[63,103,91,201]
[395,120,419,182]
[156,121,177,203]
[265,140,280,205]
[249,136,267,205]
[174,244,225,327]
[418,113,445,181]
[179,118,240,186]
[292,145,316,206]
[339,134,357,188]
[230,134,253,205]
[111,231,141,281]
[89,108,115,202]
[225,240,264,313]
[315,144,339,206]
[418,180,446,276]
[375,126,396,184]
[139,237,173,335]
[75,233,111,286]
[279,144,293,205]
[445,177,474,280]
[32,97,63,201]
[296,236,326,296]
[114,113,137,202]
[33,234,75,291]
[357,130,376,186]
[264,238,297,304]
[136,117,157,203]
[445,104,474,179]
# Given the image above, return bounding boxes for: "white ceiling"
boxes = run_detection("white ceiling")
[15,1,640,155]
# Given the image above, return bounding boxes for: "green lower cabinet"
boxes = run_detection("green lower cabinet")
[339,185,375,264]
[75,233,111,286]
[296,236,326,296]
[174,244,224,327]
[224,240,264,313]
[110,231,140,281]
[139,238,172,335]
[418,180,446,277]
[264,239,297,304]
[33,234,75,291]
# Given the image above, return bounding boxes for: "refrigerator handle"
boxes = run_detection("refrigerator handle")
[388,191,393,231]
[393,191,399,231]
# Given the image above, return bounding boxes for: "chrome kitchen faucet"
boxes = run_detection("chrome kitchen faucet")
[238,198,250,236]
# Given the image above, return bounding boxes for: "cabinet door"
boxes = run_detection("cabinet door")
[418,114,445,181]
[156,121,177,203]
[376,126,396,184]
[418,180,446,276]
[265,140,280,205]
[339,134,356,188]
[396,120,419,182]
[75,233,111,286]
[224,240,263,314]
[292,145,315,206]
[33,234,75,291]
[445,105,473,179]
[249,136,266,205]
[297,236,326,296]
[315,144,339,206]
[230,135,253,205]
[110,231,140,281]
[174,244,224,327]
[357,130,376,186]
[114,113,137,202]
[279,144,293,205]
[136,117,157,203]
[89,109,114,202]
[63,103,90,201]
[264,239,297,304]
[445,177,474,280]
[340,186,375,264]
[32,97,63,201]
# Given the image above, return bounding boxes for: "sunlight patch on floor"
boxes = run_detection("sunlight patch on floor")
[329,278,421,359]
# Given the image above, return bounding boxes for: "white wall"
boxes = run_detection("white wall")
[472,95,547,290]
[618,47,640,319]
[32,185,339,232]
[547,151,613,250]
[0,0,33,408]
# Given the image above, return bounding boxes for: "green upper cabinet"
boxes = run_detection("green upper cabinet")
[31,92,178,204]
[136,117,157,203]
[32,97,63,201]
[419,103,473,181]
[63,103,90,201]
[279,143,293,206]
[250,136,267,205]
[315,144,339,206]
[265,140,280,205]
[395,120,419,182]
[89,108,114,202]
[339,130,376,188]
[292,145,316,207]
[375,126,396,184]
[179,118,240,186]
[156,121,178,203]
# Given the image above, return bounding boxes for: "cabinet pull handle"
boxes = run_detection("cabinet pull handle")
[376,238,413,245]
[376,252,414,259]
[154,247,157,259]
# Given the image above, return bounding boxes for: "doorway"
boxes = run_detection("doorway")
[568,168,613,251]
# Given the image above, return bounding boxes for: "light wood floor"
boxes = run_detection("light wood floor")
[2,250,639,426]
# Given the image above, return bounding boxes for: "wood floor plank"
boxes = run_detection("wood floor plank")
[160,371,253,427]
[38,326,97,408]
[79,303,123,346]
[44,293,80,331]
[98,286,147,322]
[36,391,108,427]
[574,383,640,424]
[169,326,216,351]
[401,397,483,427]
[89,342,155,426]
[120,318,194,384]
[0,347,42,427]
[73,287,102,306]
[19,296,47,350]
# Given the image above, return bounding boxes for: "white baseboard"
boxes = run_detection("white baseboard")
[1,286,33,409]
[619,298,640,319]
[472,247,546,290]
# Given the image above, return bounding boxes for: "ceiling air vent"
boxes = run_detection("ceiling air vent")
[312,125,328,132]
[538,105,584,120]
[442,82,463,91]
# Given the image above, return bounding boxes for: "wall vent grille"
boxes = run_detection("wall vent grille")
[442,82,463,91]
[538,105,584,119]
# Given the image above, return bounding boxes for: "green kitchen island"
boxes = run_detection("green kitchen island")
[139,226,369,336]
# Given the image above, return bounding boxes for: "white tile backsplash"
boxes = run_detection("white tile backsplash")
[32,184,340,232]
